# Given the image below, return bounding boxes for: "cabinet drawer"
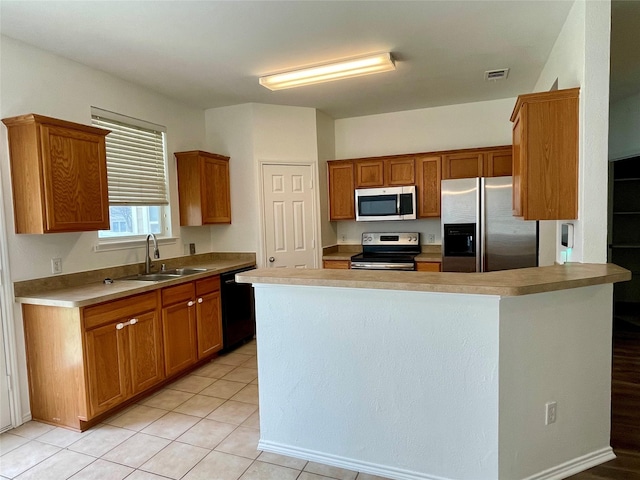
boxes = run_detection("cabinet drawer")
[196,275,220,296]
[416,262,441,272]
[162,282,195,306]
[83,292,157,330]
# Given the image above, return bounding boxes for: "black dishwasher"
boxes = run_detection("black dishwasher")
[221,266,256,352]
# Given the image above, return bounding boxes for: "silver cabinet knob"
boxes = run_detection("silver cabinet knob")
[269,257,275,263]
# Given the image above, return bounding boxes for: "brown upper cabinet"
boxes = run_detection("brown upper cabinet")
[328,145,510,221]
[386,157,416,185]
[355,159,384,187]
[484,147,513,177]
[175,150,231,225]
[417,156,442,217]
[328,160,355,220]
[355,157,416,188]
[442,151,483,179]
[442,146,512,179]
[510,88,579,220]
[2,114,110,234]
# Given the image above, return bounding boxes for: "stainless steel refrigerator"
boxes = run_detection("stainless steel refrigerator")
[441,176,538,272]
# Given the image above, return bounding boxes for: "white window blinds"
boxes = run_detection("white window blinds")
[91,109,168,206]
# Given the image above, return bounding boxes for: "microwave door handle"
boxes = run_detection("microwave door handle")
[396,195,400,215]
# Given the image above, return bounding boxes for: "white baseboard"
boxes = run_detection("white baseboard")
[521,447,616,480]
[258,440,455,480]
[259,441,616,480]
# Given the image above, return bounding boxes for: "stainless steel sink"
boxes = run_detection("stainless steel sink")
[163,267,208,276]
[122,273,182,281]
[121,267,208,281]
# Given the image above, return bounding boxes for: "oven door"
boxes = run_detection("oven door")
[355,186,416,221]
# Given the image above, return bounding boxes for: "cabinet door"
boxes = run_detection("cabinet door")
[328,161,355,220]
[485,148,513,177]
[84,322,128,417]
[40,124,110,232]
[416,262,441,272]
[512,112,524,217]
[442,152,483,179]
[128,310,164,394]
[196,290,222,359]
[323,260,350,269]
[162,300,198,377]
[417,156,441,218]
[355,159,384,188]
[385,158,415,185]
[201,157,231,224]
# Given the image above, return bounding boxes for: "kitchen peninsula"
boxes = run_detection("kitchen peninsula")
[237,264,630,480]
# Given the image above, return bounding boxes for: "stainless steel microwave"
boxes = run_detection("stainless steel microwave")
[355,186,417,221]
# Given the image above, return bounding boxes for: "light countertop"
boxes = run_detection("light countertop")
[237,263,630,296]
[15,258,256,308]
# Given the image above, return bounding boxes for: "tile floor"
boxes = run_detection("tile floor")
[0,341,387,480]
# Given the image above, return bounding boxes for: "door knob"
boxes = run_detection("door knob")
[269,257,275,263]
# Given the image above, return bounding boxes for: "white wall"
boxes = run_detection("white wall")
[609,91,640,160]
[499,285,614,479]
[253,281,614,479]
[0,36,209,280]
[205,104,258,253]
[0,36,208,419]
[316,111,338,247]
[533,0,611,265]
[255,284,500,480]
[333,98,516,246]
[205,103,322,262]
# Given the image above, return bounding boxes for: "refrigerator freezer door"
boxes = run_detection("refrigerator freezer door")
[483,176,538,271]
[441,178,481,272]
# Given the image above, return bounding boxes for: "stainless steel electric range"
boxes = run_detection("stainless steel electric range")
[350,232,420,271]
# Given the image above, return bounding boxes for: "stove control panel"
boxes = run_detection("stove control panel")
[361,232,420,246]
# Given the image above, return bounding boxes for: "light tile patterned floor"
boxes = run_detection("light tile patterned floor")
[0,341,389,480]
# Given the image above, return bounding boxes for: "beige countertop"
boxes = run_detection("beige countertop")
[237,263,630,297]
[15,258,256,308]
[322,245,442,263]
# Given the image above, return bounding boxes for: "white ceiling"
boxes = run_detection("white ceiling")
[0,1,632,119]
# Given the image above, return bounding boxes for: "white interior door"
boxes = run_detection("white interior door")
[262,164,317,268]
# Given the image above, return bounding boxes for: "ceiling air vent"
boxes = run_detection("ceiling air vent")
[485,68,510,81]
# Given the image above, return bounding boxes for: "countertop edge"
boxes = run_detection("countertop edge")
[236,264,631,297]
[15,260,257,308]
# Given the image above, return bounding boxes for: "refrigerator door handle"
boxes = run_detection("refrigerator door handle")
[479,177,485,273]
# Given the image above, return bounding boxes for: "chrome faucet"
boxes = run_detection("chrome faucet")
[145,233,159,274]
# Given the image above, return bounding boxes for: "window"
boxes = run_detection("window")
[91,108,170,239]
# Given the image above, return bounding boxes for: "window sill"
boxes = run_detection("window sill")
[94,236,178,253]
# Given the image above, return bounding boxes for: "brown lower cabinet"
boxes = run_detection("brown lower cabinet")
[22,275,223,431]
[416,262,441,272]
[323,260,351,269]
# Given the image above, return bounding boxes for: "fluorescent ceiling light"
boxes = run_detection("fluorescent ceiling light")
[259,53,396,91]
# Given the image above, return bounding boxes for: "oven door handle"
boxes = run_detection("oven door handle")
[351,263,415,270]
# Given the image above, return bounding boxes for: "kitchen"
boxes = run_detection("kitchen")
[0,1,638,479]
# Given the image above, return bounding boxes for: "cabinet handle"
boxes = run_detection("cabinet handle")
[197,298,203,304]
[116,323,125,330]
[187,300,195,307]
[129,318,138,325]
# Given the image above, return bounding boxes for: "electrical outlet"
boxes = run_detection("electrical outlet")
[51,257,62,274]
[189,243,196,255]
[427,234,436,244]
[545,401,557,425]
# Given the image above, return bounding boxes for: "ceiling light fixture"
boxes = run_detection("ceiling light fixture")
[259,52,396,91]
